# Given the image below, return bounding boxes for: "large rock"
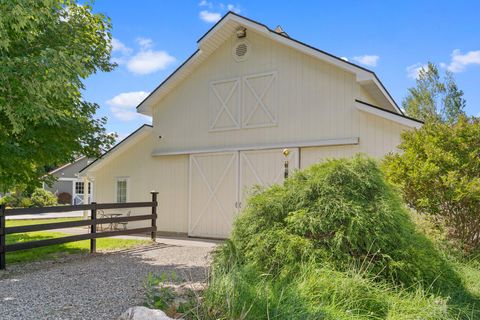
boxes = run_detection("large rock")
[118,306,175,320]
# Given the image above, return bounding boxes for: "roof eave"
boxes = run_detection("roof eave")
[355,100,423,128]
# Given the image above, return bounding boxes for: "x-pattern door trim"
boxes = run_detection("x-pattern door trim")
[241,152,265,186]
[210,78,240,130]
[189,153,236,235]
[243,72,277,126]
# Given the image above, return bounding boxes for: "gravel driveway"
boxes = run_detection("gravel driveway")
[0,242,215,320]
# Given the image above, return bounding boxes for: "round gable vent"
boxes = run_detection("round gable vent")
[233,40,250,62]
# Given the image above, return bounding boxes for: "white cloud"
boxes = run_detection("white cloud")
[136,37,153,50]
[340,56,349,61]
[111,38,132,55]
[127,50,176,75]
[107,91,150,121]
[227,4,241,13]
[199,10,221,23]
[406,63,428,80]
[198,2,241,23]
[111,37,176,75]
[352,55,379,67]
[445,49,480,73]
[199,0,212,7]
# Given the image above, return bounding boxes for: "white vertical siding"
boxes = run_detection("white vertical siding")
[93,134,189,234]
[300,113,410,169]
[152,29,373,154]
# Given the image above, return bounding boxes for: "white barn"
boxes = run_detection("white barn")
[80,12,422,238]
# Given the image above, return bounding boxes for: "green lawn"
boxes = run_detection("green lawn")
[5,218,151,264]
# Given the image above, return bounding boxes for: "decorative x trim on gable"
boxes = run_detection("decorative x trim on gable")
[209,78,241,130]
[243,72,277,127]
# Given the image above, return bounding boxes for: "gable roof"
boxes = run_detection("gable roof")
[355,100,423,128]
[137,11,403,116]
[79,124,153,175]
[48,156,87,175]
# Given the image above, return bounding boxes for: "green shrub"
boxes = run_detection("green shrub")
[0,194,20,207]
[19,197,33,208]
[144,272,178,311]
[384,117,480,251]
[195,156,479,320]
[230,155,459,291]
[30,188,57,207]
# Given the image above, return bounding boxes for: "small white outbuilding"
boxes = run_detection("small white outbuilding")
[80,12,422,238]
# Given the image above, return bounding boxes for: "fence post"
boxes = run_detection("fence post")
[151,192,158,242]
[0,205,6,270]
[90,202,97,253]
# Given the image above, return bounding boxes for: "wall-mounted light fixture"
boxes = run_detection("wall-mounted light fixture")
[283,148,290,179]
[236,27,246,38]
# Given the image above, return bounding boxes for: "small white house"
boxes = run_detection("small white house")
[45,157,94,204]
[80,12,422,238]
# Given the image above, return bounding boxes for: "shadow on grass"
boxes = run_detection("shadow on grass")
[5,232,87,264]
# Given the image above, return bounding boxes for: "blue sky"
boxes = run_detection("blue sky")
[84,0,480,139]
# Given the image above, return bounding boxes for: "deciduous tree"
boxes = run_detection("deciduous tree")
[403,62,466,123]
[0,0,116,191]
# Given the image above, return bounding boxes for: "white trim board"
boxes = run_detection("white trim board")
[57,177,81,182]
[355,102,422,129]
[152,137,359,156]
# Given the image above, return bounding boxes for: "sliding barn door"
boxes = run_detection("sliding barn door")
[189,152,238,238]
[239,148,298,206]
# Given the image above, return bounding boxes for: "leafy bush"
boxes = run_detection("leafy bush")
[144,272,178,311]
[196,156,479,319]
[384,116,480,251]
[230,155,458,290]
[57,192,72,205]
[30,188,57,207]
[19,197,33,208]
[0,194,19,207]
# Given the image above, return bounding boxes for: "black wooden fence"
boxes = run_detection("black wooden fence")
[0,192,158,270]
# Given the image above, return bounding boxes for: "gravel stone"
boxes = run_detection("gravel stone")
[0,243,213,320]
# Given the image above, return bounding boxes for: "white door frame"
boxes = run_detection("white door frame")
[72,179,93,205]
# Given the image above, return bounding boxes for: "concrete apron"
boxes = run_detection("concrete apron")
[6,211,84,220]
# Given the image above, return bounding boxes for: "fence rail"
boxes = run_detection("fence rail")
[0,192,158,270]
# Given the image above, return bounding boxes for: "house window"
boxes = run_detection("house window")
[75,182,91,195]
[116,178,128,203]
[75,182,84,195]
